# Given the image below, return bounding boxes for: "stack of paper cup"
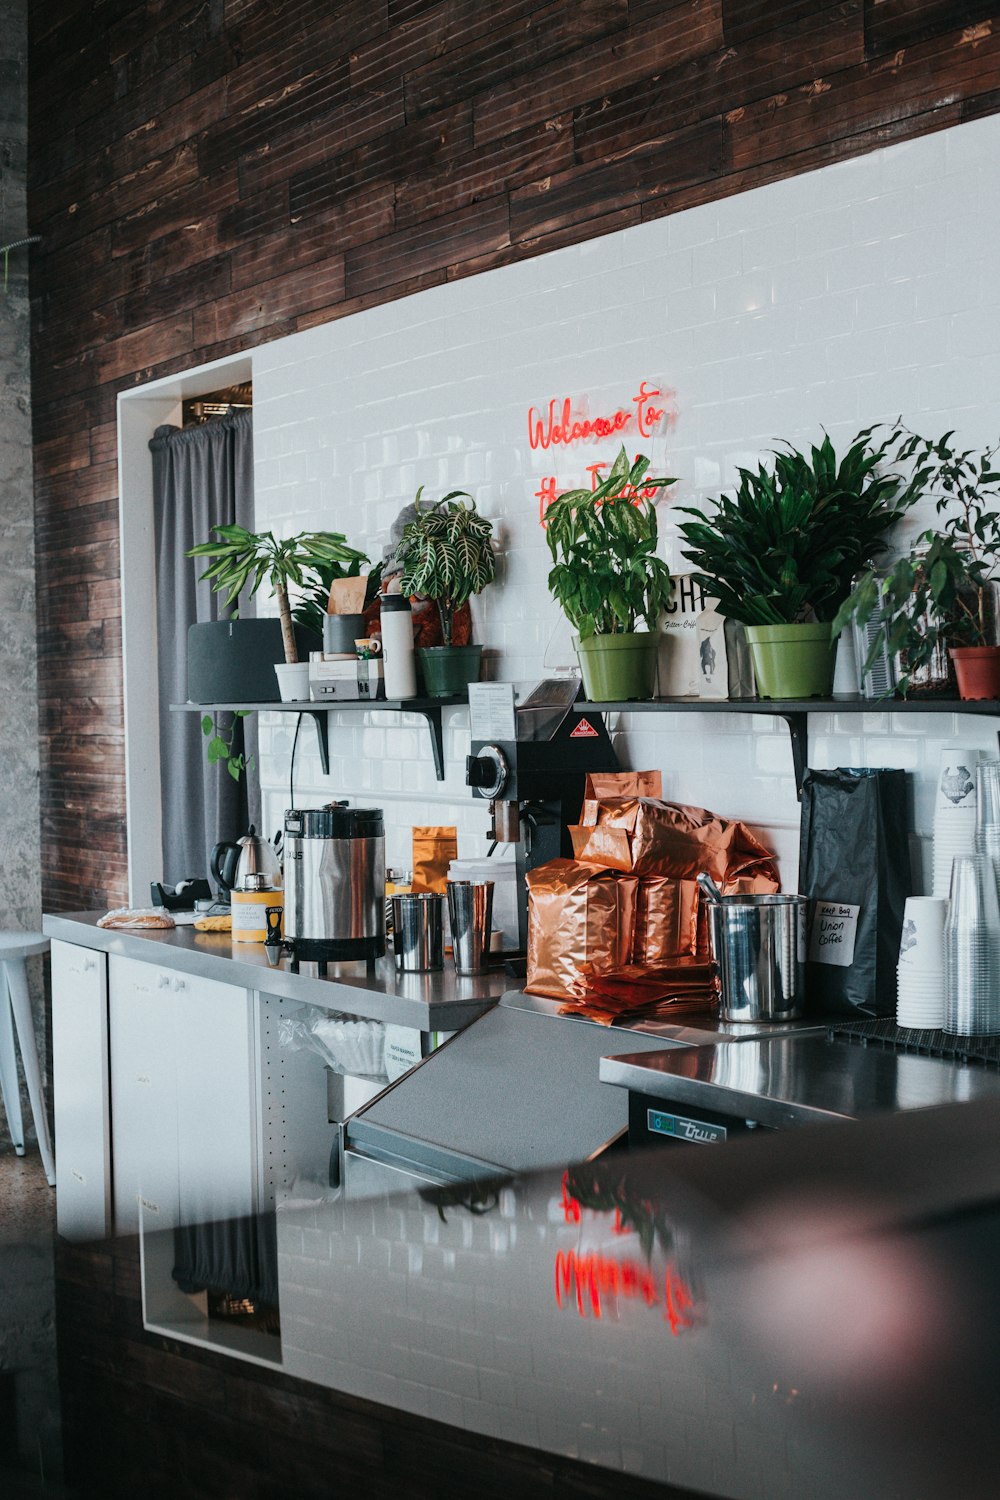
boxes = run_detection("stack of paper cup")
[932,746,981,897]
[896,895,947,1029]
[974,759,1000,895]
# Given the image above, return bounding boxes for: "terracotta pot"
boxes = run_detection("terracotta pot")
[950,646,1000,702]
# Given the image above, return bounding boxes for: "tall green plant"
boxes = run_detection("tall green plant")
[545,447,675,639]
[396,490,496,646]
[675,428,925,626]
[188,525,369,663]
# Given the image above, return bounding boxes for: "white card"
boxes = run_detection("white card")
[808,901,861,966]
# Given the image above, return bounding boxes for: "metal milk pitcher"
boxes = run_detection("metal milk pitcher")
[699,878,808,1023]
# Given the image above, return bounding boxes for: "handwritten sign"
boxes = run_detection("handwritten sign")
[808,901,860,967]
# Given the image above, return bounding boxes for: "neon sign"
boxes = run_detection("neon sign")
[554,1249,697,1335]
[528,382,669,451]
[535,459,668,525]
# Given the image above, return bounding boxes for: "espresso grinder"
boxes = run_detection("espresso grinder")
[465,683,619,952]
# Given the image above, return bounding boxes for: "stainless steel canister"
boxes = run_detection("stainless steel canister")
[283,803,386,962]
[446,880,494,975]
[708,894,808,1022]
[391,892,445,972]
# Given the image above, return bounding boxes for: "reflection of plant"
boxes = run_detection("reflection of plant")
[201,710,254,782]
[834,430,1000,691]
[418,1174,507,1223]
[676,428,924,626]
[563,1162,674,1262]
[396,491,496,646]
[545,447,675,639]
[188,525,369,663]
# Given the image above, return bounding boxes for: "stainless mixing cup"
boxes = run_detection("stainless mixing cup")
[707,893,808,1022]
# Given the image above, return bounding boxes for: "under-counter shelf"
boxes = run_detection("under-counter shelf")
[170,696,467,781]
[577,695,1000,794]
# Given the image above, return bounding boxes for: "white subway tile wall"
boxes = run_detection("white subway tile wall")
[253,114,1000,883]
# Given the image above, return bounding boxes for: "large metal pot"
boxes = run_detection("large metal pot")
[706,892,808,1023]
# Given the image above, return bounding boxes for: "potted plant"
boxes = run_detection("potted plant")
[675,428,925,699]
[834,430,1000,701]
[188,524,369,701]
[396,489,496,696]
[545,447,675,701]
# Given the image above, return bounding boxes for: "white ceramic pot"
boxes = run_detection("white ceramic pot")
[274,661,311,702]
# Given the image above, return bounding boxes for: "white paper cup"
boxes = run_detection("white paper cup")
[935,748,980,816]
[897,896,948,970]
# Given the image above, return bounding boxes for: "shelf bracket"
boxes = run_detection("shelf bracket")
[778,712,809,799]
[304,709,330,775]
[415,705,446,781]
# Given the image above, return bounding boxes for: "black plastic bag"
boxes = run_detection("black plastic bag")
[798,768,913,1018]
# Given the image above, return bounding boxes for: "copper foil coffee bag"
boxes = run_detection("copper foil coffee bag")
[410,825,458,893]
[631,876,701,966]
[526,859,637,1002]
[574,797,779,886]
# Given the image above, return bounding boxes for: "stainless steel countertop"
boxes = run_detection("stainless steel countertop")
[43,911,507,1030]
[599,1034,1000,1128]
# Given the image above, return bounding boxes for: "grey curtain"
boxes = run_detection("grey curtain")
[150,410,260,885]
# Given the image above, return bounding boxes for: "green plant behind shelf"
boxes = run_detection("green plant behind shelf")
[202,710,255,782]
[187,524,370,663]
[545,447,676,640]
[675,427,927,627]
[396,490,496,646]
[833,429,1000,691]
[293,560,384,638]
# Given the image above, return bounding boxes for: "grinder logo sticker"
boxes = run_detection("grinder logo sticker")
[570,718,600,739]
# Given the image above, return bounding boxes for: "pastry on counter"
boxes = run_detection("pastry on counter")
[97,907,176,930]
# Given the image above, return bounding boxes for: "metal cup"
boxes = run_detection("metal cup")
[708,894,807,1023]
[446,880,494,976]
[391,892,444,972]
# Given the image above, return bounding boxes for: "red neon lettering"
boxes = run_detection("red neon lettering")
[633,381,667,439]
[560,1172,583,1225]
[529,397,635,452]
[536,476,559,525]
[664,1266,697,1335]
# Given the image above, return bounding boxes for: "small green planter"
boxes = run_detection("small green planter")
[575,632,658,702]
[744,622,835,699]
[416,644,483,698]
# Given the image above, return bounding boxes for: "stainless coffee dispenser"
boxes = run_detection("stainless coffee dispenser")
[283,804,386,968]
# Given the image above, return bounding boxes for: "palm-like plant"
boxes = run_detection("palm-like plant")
[396,490,496,645]
[545,448,675,639]
[188,524,369,663]
[675,428,925,626]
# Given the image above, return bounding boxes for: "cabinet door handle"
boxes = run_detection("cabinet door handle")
[157,974,171,989]
[173,978,186,993]
[83,957,96,972]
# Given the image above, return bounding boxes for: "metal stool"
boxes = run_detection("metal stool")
[0,932,55,1186]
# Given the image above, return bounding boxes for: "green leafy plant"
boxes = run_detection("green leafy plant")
[834,430,1000,692]
[187,525,369,663]
[545,447,675,640]
[201,710,254,782]
[675,428,925,626]
[292,559,384,639]
[396,490,496,646]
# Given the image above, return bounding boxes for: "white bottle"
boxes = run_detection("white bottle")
[380,594,418,699]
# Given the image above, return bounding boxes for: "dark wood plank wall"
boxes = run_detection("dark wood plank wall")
[28,0,1000,911]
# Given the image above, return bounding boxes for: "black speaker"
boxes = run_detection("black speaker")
[186,620,320,703]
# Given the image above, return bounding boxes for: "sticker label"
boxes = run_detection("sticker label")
[647,1109,727,1144]
[570,718,600,738]
[809,901,861,966]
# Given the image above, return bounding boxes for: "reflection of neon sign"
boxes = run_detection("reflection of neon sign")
[554,1250,697,1334]
[560,1172,630,1235]
[528,383,668,451]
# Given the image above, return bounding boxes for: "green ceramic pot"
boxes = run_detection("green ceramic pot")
[416,644,483,698]
[575,631,658,702]
[744,622,835,699]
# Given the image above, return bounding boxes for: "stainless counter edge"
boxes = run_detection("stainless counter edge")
[42,912,506,1030]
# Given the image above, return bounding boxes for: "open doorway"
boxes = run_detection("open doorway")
[117,352,253,906]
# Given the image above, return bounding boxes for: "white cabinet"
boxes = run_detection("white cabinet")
[51,939,110,1241]
[108,955,257,1234]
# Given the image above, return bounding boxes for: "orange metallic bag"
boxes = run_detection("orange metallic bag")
[526,859,637,1002]
[410,825,458,893]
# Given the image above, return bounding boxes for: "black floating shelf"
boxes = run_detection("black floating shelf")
[575,695,1000,797]
[170,698,468,782]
